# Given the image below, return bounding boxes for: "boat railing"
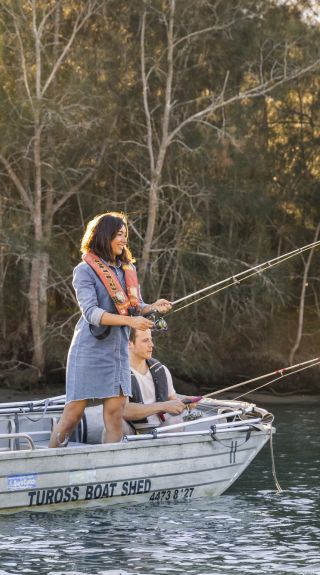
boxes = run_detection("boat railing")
[0,398,273,451]
[0,433,35,451]
[0,407,87,450]
[124,417,265,441]
[0,411,60,451]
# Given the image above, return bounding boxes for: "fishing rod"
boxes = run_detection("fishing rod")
[233,359,320,401]
[203,356,320,399]
[168,239,320,315]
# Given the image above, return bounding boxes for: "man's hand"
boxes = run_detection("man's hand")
[161,399,186,415]
[124,398,185,422]
[182,396,203,408]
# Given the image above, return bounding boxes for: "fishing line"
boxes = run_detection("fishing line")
[168,240,320,316]
[203,356,320,398]
[232,360,320,401]
[269,429,283,494]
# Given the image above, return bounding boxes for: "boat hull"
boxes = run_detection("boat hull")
[0,427,271,513]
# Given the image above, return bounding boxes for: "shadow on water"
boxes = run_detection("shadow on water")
[0,406,319,575]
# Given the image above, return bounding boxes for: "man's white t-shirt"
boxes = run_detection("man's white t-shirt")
[130,365,176,429]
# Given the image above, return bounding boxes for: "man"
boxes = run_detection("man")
[93,329,198,442]
[123,328,190,434]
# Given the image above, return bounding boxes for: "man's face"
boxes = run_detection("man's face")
[130,329,154,359]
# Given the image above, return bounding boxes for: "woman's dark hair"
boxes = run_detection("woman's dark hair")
[80,212,134,263]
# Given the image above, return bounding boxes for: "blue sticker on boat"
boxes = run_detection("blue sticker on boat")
[7,474,37,491]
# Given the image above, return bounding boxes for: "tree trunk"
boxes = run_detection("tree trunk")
[139,0,175,285]
[28,251,49,374]
[0,195,6,340]
[140,179,159,283]
[288,223,320,365]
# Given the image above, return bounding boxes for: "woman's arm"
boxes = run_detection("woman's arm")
[73,264,106,326]
[100,311,153,330]
[74,264,153,330]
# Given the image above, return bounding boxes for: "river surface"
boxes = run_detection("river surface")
[0,405,319,575]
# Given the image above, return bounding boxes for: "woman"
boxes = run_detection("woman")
[49,212,171,447]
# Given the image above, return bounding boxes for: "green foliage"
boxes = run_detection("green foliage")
[1,0,320,389]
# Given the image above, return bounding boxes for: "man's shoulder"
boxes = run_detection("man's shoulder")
[146,359,172,380]
[147,357,166,369]
[130,359,171,382]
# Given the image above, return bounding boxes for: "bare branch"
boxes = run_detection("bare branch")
[12,15,34,109]
[169,58,320,142]
[51,143,106,214]
[51,170,92,215]
[141,7,155,174]
[41,1,99,97]
[0,153,33,212]
[173,23,235,50]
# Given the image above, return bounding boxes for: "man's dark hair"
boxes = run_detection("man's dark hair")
[129,327,137,344]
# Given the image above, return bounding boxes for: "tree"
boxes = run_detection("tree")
[0,0,103,372]
[135,0,320,287]
[1,0,320,389]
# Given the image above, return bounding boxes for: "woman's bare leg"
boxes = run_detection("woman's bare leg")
[49,400,87,448]
[102,396,127,443]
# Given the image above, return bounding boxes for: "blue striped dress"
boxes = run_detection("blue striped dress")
[66,260,144,403]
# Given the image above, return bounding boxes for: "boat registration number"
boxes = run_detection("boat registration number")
[149,487,194,501]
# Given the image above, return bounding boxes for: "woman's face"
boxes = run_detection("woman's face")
[110,224,127,259]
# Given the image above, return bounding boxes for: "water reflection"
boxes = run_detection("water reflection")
[0,406,319,575]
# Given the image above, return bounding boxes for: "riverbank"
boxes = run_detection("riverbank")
[0,384,66,403]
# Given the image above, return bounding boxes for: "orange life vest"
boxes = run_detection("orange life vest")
[83,251,140,316]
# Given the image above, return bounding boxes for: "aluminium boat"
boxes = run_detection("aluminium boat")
[0,395,274,513]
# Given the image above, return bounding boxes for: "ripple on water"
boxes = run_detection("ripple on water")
[0,406,320,575]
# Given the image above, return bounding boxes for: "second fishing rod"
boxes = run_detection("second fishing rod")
[150,239,320,329]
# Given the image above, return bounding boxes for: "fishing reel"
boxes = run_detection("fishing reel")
[183,409,203,422]
[182,397,203,422]
[128,307,168,332]
[145,310,168,332]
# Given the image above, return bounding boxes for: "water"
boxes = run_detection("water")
[0,405,319,575]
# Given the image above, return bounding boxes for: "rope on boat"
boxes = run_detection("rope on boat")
[19,398,51,423]
[210,425,255,448]
[269,428,283,494]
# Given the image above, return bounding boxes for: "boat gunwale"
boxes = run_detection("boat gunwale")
[0,423,273,462]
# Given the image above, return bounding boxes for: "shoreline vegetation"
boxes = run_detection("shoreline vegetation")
[1,2,320,394]
[1,366,319,405]
[1,312,320,401]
